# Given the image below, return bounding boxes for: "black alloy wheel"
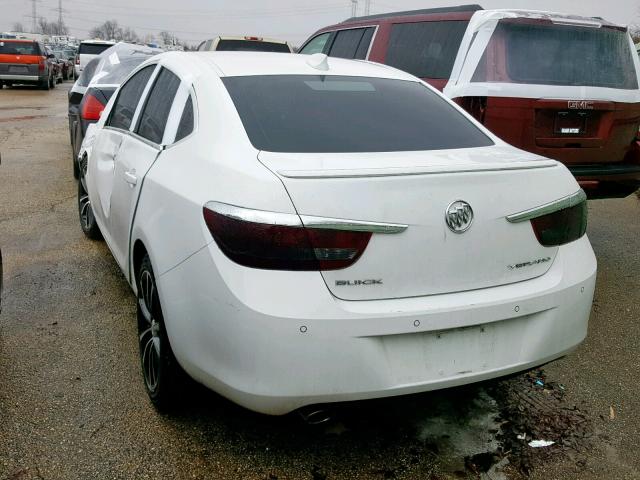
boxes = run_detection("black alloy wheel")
[77,168,102,240]
[137,254,184,411]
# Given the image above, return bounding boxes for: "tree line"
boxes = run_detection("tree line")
[11,19,190,49]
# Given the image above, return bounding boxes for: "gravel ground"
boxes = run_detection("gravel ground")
[0,84,638,480]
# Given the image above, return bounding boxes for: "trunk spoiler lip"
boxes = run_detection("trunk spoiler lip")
[506,189,587,223]
[275,161,557,179]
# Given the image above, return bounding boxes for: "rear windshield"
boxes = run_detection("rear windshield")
[385,21,468,79]
[472,21,638,89]
[76,57,100,87]
[216,40,290,52]
[0,41,40,55]
[80,43,112,55]
[222,75,493,153]
[91,57,149,85]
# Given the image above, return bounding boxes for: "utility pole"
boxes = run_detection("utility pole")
[57,0,62,26]
[351,0,358,18]
[31,0,37,33]
[364,0,371,16]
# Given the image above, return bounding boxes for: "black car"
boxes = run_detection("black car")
[68,57,100,178]
[67,43,161,178]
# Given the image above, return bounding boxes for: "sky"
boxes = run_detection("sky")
[1,0,639,46]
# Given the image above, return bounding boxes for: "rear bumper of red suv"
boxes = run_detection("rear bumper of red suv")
[569,164,640,198]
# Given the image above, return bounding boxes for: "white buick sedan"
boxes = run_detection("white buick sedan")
[78,51,596,415]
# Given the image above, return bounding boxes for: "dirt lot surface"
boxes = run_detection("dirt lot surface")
[0,84,639,480]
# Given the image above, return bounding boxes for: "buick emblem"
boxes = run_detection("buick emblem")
[445,200,473,233]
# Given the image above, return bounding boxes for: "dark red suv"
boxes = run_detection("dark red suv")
[300,4,640,198]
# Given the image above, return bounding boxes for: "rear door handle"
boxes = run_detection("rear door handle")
[124,170,138,186]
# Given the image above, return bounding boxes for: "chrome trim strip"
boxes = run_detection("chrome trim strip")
[204,201,302,227]
[506,189,587,223]
[205,202,408,233]
[0,75,39,81]
[300,215,407,234]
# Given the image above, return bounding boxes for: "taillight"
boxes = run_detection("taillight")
[203,203,371,270]
[75,55,80,65]
[506,189,587,247]
[530,201,587,247]
[38,56,46,71]
[81,93,105,121]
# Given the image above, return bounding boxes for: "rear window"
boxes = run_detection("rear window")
[385,21,468,79]
[77,58,100,87]
[0,41,39,55]
[91,56,152,85]
[80,43,112,55]
[216,40,290,52]
[472,21,638,89]
[222,75,493,153]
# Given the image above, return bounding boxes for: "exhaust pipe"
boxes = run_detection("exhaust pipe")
[298,407,332,425]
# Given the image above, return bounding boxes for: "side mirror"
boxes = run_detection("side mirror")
[47,53,55,59]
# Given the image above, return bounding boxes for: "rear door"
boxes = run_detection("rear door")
[109,66,183,273]
[89,64,156,248]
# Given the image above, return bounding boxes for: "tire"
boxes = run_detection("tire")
[77,175,102,240]
[0,81,3,89]
[137,254,185,411]
[40,77,50,90]
[50,74,56,89]
[72,152,79,179]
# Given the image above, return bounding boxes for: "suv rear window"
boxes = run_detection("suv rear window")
[472,21,638,89]
[216,40,290,52]
[385,21,468,79]
[222,75,493,153]
[79,43,112,55]
[0,41,40,55]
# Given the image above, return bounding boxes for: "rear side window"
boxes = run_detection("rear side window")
[175,95,194,142]
[136,68,181,144]
[0,41,39,55]
[222,75,493,153]
[79,43,112,55]
[108,65,155,131]
[328,28,375,59]
[299,32,331,55]
[215,40,290,52]
[385,21,468,79]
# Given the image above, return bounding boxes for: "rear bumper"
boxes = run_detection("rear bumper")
[157,235,597,415]
[570,164,640,198]
[0,74,41,82]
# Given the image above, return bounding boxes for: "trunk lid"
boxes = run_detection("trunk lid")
[260,146,573,300]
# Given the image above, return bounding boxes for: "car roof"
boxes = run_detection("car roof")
[341,4,483,23]
[175,51,418,81]
[215,36,289,45]
[81,40,115,45]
